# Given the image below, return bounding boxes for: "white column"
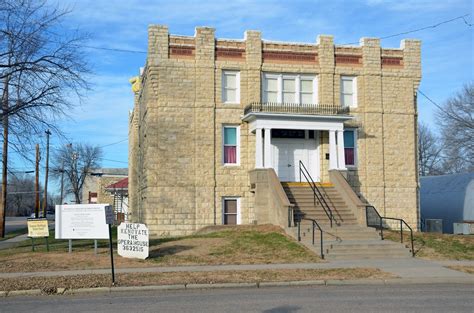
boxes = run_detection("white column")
[337,130,346,169]
[329,130,337,170]
[255,128,263,168]
[264,128,272,168]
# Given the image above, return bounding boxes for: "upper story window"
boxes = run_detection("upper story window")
[223,125,240,165]
[222,71,240,104]
[262,73,317,104]
[341,76,357,108]
[344,129,357,167]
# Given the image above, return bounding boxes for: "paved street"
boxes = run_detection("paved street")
[2,284,473,313]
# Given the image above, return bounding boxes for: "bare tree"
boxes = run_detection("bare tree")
[0,0,89,236]
[435,83,474,173]
[6,173,37,216]
[418,122,443,176]
[52,143,102,204]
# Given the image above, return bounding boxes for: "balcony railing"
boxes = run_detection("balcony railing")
[244,102,350,116]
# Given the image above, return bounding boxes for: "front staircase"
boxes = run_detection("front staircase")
[282,182,413,260]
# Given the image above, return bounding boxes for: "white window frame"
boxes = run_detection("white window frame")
[340,76,358,108]
[222,197,241,225]
[344,128,358,168]
[222,125,240,166]
[262,73,318,105]
[222,70,240,104]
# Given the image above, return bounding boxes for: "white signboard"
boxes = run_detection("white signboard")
[55,204,110,239]
[117,223,149,259]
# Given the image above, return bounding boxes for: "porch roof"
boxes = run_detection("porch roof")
[242,103,353,132]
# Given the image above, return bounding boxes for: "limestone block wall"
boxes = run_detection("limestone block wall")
[128,25,421,236]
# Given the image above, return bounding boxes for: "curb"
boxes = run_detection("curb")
[3,277,474,297]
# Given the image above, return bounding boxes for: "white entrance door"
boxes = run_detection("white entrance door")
[272,138,319,182]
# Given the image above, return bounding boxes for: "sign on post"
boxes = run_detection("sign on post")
[117,223,149,259]
[27,218,49,238]
[55,204,110,239]
[105,205,114,225]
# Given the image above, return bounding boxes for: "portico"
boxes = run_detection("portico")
[243,108,353,182]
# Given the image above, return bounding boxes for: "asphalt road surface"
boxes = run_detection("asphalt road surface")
[1,284,473,313]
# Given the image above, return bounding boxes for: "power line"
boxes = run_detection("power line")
[418,90,443,111]
[340,14,472,45]
[78,45,146,54]
[99,138,128,148]
[100,158,128,164]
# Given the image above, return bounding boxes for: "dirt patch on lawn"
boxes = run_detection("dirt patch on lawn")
[446,266,474,275]
[0,268,394,292]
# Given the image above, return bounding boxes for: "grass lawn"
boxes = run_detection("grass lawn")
[0,225,322,273]
[384,230,474,260]
[0,268,394,293]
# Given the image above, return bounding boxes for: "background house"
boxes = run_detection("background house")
[420,172,474,234]
[82,168,128,205]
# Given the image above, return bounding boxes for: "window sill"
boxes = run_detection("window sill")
[223,164,241,167]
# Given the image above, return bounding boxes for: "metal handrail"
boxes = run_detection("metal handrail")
[296,216,324,259]
[365,205,415,257]
[298,161,336,227]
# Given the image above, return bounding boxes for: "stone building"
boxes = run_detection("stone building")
[128,25,421,238]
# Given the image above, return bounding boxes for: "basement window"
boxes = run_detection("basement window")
[223,197,241,225]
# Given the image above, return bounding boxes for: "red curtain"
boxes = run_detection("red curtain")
[224,146,237,163]
[345,148,354,165]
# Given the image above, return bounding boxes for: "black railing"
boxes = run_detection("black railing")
[297,215,325,259]
[244,102,350,116]
[366,205,415,257]
[299,161,336,227]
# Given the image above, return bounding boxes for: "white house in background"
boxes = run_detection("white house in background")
[420,173,474,234]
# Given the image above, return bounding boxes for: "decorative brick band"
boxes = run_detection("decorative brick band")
[335,55,362,66]
[216,47,245,60]
[169,45,195,58]
[263,51,318,63]
[382,57,404,67]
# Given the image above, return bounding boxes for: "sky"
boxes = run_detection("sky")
[11,0,473,195]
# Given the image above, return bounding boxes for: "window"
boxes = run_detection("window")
[343,130,357,166]
[340,76,357,107]
[223,198,241,225]
[263,73,317,104]
[223,126,240,165]
[222,71,240,103]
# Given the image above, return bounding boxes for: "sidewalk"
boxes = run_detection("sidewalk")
[1,258,473,283]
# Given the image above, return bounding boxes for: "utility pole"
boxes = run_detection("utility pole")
[35,144,40,218]
[43,129,51,216]
[60,162,65,204]
[1,76,9,238]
